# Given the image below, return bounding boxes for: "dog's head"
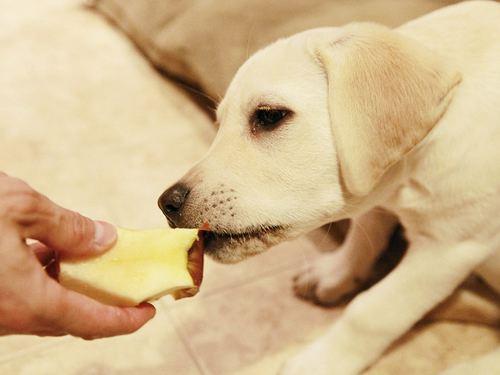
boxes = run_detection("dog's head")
[158,23,460,263]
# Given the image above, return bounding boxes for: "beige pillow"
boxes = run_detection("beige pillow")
[94,0,460,102]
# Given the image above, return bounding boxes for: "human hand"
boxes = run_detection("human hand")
[0,172,155,339]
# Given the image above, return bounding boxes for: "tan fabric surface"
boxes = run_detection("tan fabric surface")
[0,1,498,374]
[93,0,461,100]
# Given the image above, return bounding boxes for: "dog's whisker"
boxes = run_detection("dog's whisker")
[317,221,334,250]
[350,220,376,259]
[174,80,219,108]
[245,19,257,62]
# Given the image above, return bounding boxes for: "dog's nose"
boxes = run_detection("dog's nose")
[158,183,190,228]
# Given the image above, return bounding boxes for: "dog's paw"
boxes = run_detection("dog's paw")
[292,251,362,305]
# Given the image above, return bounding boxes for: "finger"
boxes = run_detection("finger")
[41,279,156,339]
[12,186,116,257]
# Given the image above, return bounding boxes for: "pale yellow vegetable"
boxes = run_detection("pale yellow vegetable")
[59,227,203,307]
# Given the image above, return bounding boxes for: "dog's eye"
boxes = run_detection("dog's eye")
[251,106,292,133]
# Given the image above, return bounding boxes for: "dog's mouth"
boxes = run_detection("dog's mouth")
[203,225,284,255]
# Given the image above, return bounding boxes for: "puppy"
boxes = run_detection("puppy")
[159,1,500,374]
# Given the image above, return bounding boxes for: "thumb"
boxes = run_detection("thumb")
[15,189,116,257]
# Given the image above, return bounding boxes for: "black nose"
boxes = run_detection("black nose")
[158,183,190,228]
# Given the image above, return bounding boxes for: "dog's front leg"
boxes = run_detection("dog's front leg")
[281,240,494,375]
[293,208,398,305]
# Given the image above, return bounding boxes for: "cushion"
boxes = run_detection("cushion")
[93,0,460,101]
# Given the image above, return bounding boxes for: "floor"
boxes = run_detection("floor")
[0,1,498,374]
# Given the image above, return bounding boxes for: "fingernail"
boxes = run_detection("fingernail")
[93,221,117,250]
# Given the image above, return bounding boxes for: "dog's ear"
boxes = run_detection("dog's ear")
[311,24,461,196]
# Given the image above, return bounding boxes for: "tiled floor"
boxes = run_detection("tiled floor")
[0,305,199,375]
[166,258,342,375]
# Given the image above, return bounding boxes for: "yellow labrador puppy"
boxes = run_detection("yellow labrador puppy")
[159,1,500,374]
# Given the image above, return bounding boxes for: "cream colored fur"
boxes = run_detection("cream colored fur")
[170,1,500,373]
[314,23,461,197]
